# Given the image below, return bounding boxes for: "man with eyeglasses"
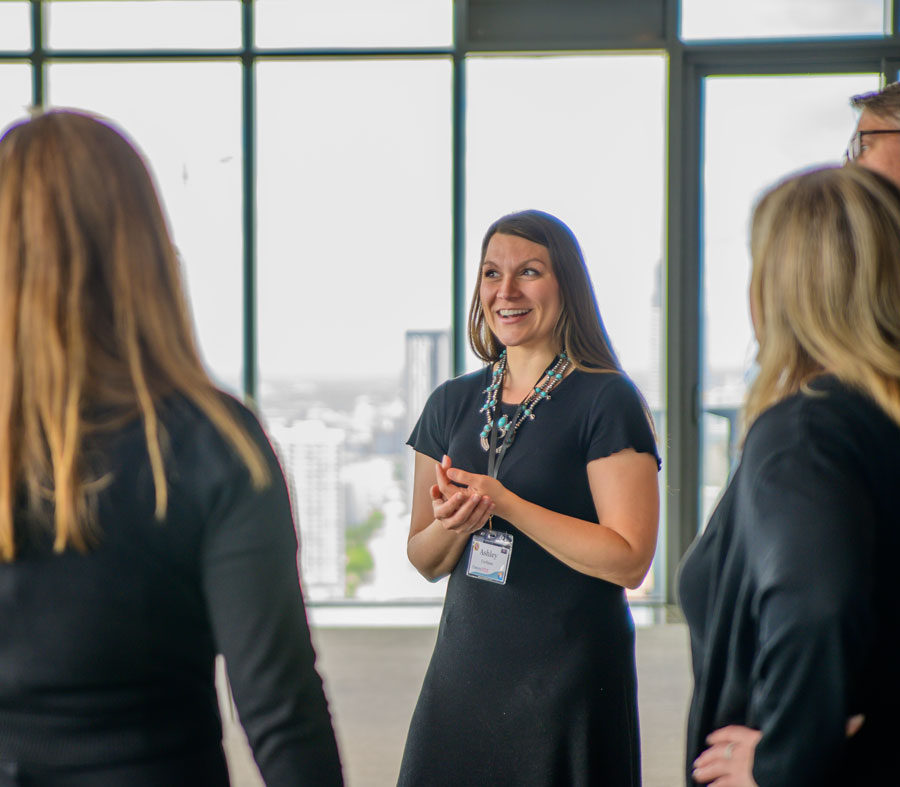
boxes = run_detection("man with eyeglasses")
[847,82,900,188]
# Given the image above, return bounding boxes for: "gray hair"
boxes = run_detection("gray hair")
[851,81,900,127]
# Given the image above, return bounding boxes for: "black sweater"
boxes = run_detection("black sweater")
[679,376,899,786]
[0,396,343,786]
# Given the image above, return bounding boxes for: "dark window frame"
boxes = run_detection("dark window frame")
[3,0,898,603]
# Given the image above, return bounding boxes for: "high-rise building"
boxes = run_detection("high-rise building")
[268,418,346,600]
[405,330,452,429]
[403,330,451,496]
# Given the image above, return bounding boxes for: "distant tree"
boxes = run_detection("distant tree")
[345,509,384,596]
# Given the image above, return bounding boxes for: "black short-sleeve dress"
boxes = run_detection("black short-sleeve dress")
[678,377,900,786]
[398,366,660,787]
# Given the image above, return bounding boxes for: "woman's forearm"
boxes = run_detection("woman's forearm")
[498,493,653,588]
[445,451,659,588]
[407,453,495,580]
[407,519,471,581]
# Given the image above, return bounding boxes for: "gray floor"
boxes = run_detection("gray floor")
[221,621,693,787]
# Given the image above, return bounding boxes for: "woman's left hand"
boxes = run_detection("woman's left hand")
[693,714,864,786]
[692,725,761,786]
[443,466,509,514]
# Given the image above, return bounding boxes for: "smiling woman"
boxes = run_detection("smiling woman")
[399,209,661,787]
[478,233,561,372]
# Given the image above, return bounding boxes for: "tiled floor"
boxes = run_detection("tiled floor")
[221,619,692,787]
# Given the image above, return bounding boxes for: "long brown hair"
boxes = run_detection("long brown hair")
[468,210,656,440]
[468,209,622,372]
[0,109,268,560]
[745,164,900,433]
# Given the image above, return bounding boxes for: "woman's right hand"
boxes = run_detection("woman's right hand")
[406,452,494,580]
[431,455,494,535]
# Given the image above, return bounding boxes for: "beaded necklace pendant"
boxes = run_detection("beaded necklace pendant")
[479,349,570,452]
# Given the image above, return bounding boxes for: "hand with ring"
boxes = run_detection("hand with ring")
[692,713,866,785]
[691,725,761,786]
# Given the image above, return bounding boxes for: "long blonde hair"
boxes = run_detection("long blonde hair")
[745,164,900,432]
[0,109,268,560]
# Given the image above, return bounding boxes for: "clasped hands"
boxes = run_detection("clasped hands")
[430,455,502,536]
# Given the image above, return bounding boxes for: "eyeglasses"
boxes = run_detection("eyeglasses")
[844,128,900,163]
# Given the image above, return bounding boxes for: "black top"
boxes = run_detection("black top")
[399,366,660,787]
[679,376,900,786]
[0,396,343,786]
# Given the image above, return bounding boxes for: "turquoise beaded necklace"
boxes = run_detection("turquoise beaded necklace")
[479,350,570,475]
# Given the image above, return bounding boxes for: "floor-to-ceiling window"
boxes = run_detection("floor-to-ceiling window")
[2,0,897,608]
[681,0,886,39]
[256,57,453,602]
[0,2,30,119]
[701,73,881,522]
[658,0,897,581]
[48,60,245,390]
[466,53,668,598]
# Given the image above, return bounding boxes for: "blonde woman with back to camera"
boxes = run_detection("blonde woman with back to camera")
[679,165,900,786]
[0,110,342,786]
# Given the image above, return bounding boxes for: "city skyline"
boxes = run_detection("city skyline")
[0,7,880,608]
[257,319,673,602]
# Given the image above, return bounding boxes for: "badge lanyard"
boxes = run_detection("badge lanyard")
[467,401,524,585]
[486,401,526,482]
[468,353,566,584]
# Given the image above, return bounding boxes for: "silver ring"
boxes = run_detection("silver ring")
[724,742,735,760]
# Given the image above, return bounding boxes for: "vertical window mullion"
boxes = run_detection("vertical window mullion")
[31,0,44,107]
[242,0,256,402]
[451,0,467,377]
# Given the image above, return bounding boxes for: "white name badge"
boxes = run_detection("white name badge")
[466,528,514,585]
